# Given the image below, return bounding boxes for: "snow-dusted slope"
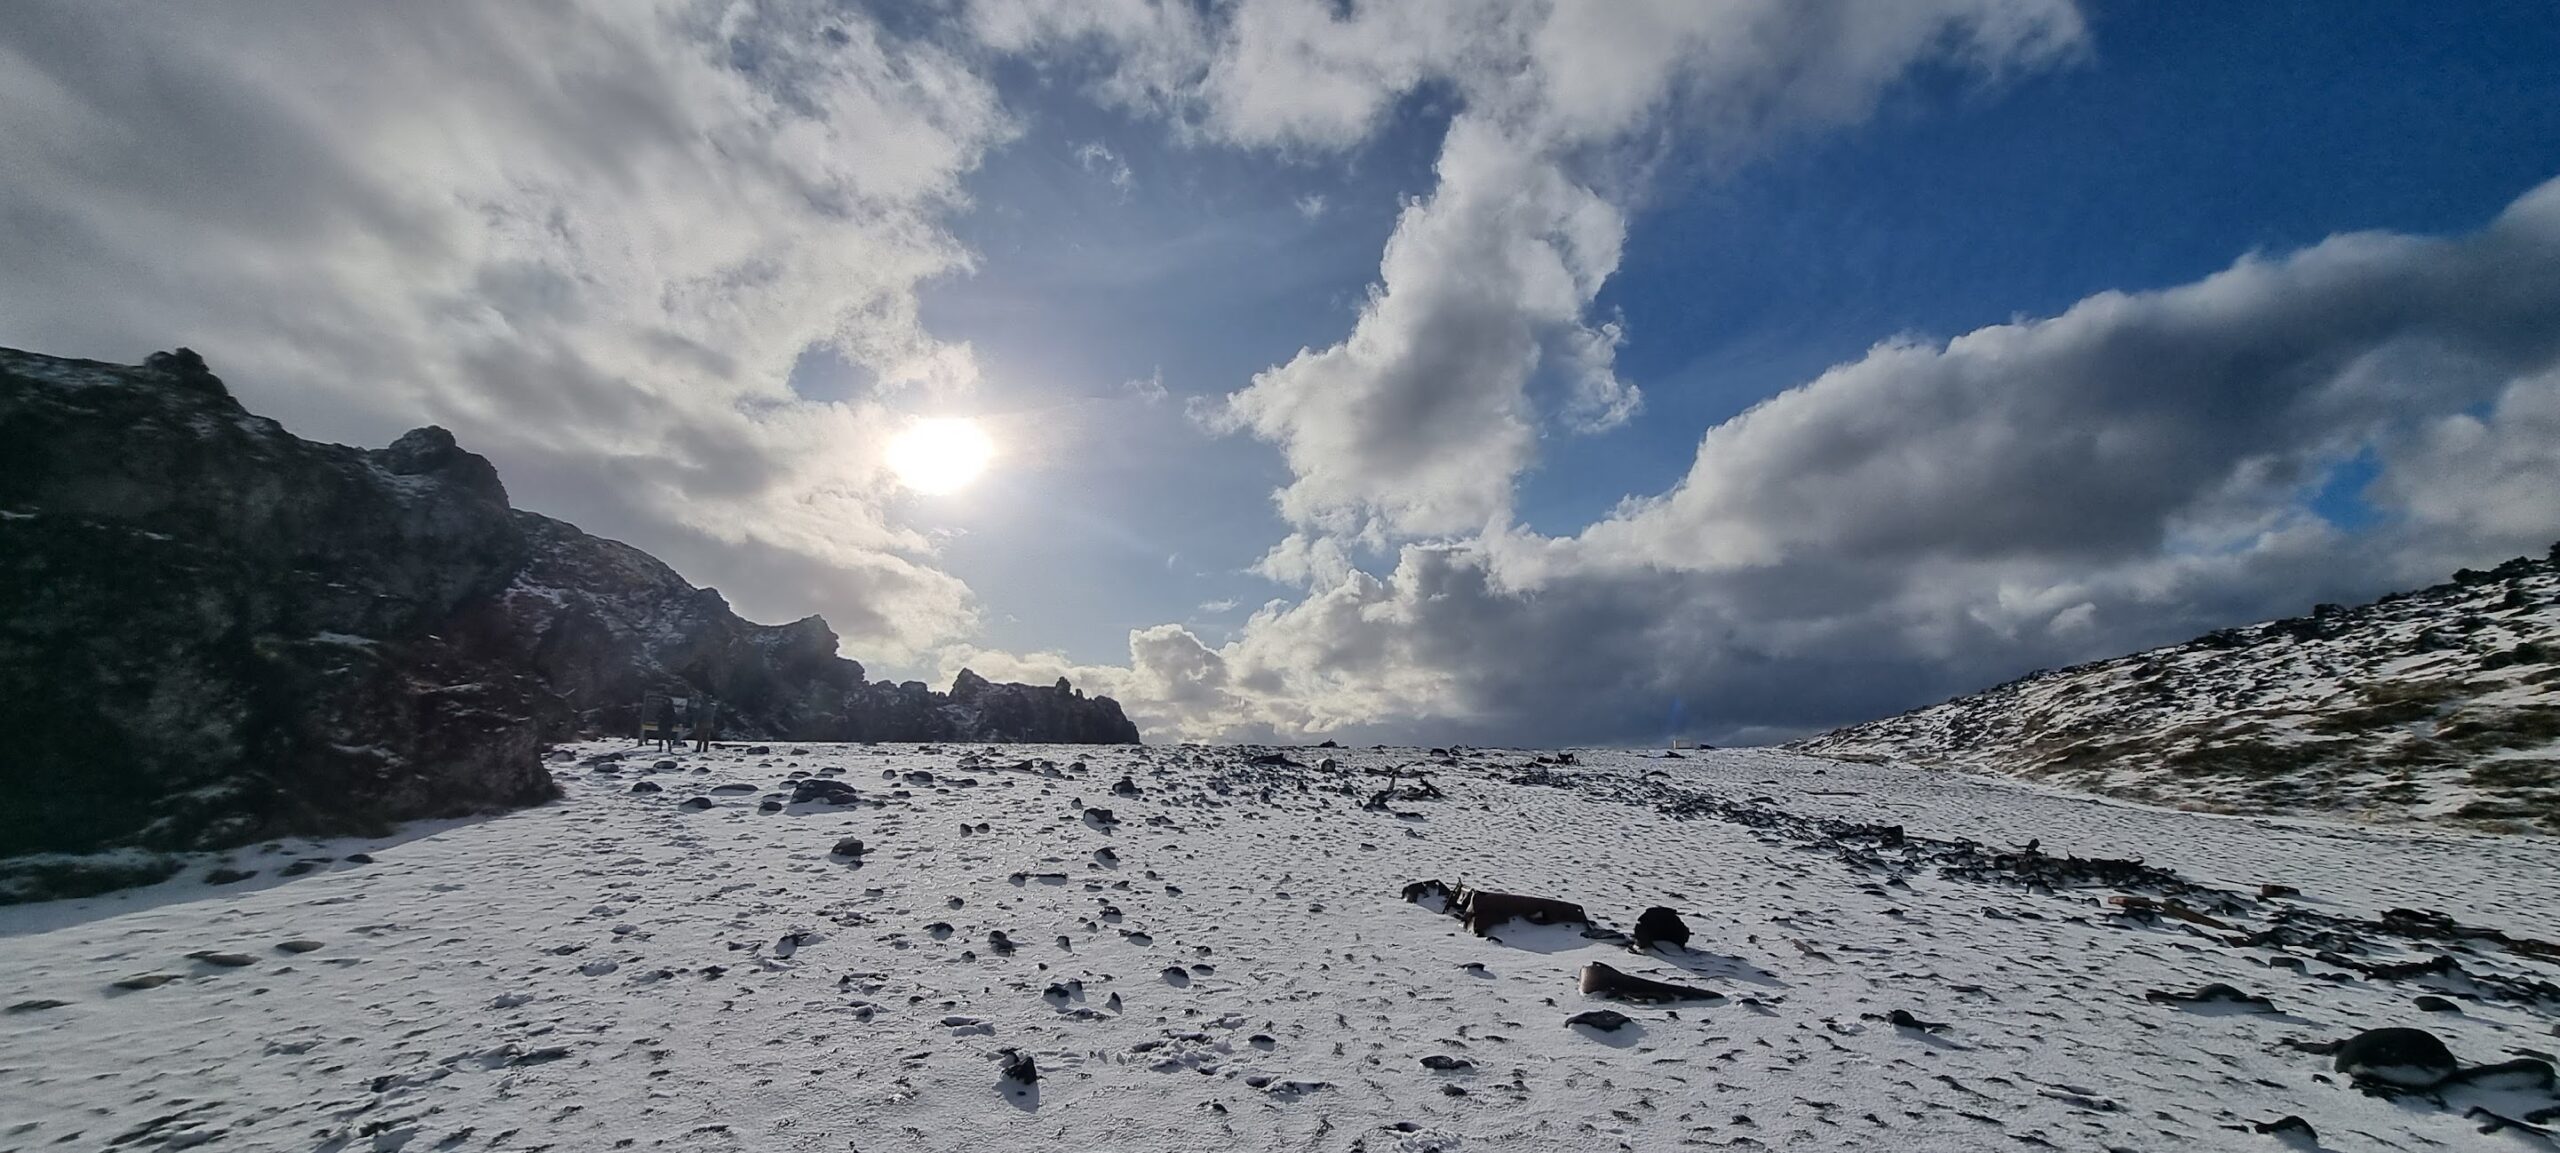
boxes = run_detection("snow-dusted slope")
[1798,551,2560,833]
[5,745,2557,1150]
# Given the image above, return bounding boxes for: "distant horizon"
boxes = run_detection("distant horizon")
[6,3,2559,747]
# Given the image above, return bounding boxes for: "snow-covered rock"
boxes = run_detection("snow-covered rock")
[1796,549,2560,832]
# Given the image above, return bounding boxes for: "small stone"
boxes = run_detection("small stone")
[1000,1049,1039,1085]
[6,999,71,1013]
[2412,994,2460,1012]
[112,974,180,990]
[342,853,374,864]
[276,940,325,954]
[1566,1009,1631,1031]
[187,951,256,968]
[679,796,715,810]
[630,781,663,794]
[831,837,865,858]
[204,867,256,885]
[1419,1054,1473,1071]
[2251,1116,2315,1139]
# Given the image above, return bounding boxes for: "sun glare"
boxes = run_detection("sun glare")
[885,417,995,495]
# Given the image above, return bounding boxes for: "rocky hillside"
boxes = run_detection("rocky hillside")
[1795,550,2560,833]
[0,346,1134,888]
[488,511,1139,744]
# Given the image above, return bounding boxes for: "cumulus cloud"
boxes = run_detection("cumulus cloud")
[1576,185,2560,574]
[983,0,2085,537]
[0,0,1009,658]
[1074,176,2560,745]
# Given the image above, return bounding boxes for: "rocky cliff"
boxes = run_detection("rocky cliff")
[487,510,1140,745]
[1794,550,2560,833]
[0,346,1136,883]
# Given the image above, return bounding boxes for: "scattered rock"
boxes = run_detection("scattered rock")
[6,999,71,1013]
[2249,1115,2316,1141]
[1633,906,1691,950]
[1566,1009,1632,1032]
[187,951,256,968]
[1579,961,1720,1003]
[679,796,715,810]
[111,974,180,991]
[276,940,325,954]
[2144,983,2275,1011]
[1448,885,1588,936]
[204,867,256,885]
[2333,1026,2458,1088]
[999,1048,1038,1085]
[1419,1055,1473,1071]
[629,781,662,794]
[791,779,861,806]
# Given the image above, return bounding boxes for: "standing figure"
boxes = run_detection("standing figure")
[655,697,679,753]
[693,698,717,753]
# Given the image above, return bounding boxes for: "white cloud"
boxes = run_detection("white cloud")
[1039,175,2560,744]
[1073,139,1136,194]
[0,0,1013,659]
[1123,369,1169,404]
[979,0,2085,537]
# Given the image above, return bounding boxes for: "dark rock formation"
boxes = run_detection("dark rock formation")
[0,347,560,870]
[0,345,1138,878]
[491,510,1139,744]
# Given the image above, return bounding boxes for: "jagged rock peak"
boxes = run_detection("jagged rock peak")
[140,347,230,399]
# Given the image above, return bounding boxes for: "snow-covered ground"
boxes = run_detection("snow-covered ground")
[6,744,2558,1151]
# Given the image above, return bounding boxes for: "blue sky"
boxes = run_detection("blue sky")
[7,1,2560,743]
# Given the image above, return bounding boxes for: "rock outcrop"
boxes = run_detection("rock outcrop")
[0,346,1138,872]
[0,348,560,864]
[487,511,1138,744]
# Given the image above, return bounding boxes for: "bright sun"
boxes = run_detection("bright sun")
[885,417,995,495]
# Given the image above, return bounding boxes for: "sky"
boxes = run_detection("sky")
[5,1,2560,746]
